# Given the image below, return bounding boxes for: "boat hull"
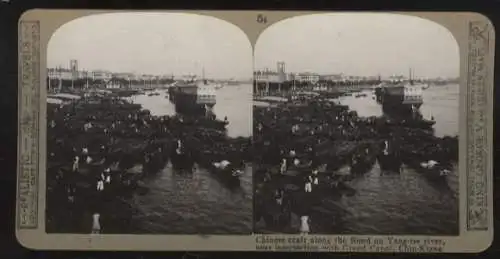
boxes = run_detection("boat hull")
[168,84,216,116]
[401,156,449,185]
[375,85,424,115]
[415,166,448,185]
[377,153,402,173]
[210,167,242,187]
[170,151,194,172]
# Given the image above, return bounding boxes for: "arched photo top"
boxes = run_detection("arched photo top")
[254,13,459,79]
[47,12,253,80]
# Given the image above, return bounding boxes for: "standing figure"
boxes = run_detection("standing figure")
[311,169,319,185]
[300,215,310,234]
[304,177,312,193]
[91,213,101,234]
[72,156,79,172]
[279,158,287,175]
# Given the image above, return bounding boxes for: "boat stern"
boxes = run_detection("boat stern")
[196,85,217,106]
[402,84,424,105]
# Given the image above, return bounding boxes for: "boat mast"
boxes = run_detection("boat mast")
[409,68,413,85]
[202,66,207,85]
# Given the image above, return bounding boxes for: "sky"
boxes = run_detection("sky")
[255,13,460,79]
[47,12,253,80]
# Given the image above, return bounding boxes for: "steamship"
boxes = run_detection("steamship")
[168,75,217,116]
[374,69,430,115]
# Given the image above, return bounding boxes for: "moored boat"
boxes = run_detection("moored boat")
[168,75,217,116]
[414,160,450,184]
[210,160,244,186]
[169,139,194,172]
[355,93,367,98]
[374,69,429,116]
[401,149,451,185]
[384,118,436,129]
[377,139,402,173]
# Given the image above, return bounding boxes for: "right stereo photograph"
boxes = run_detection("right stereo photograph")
[252,13,460,236]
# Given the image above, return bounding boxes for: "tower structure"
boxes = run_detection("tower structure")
[277,61,286,82]
[70,59,78,89]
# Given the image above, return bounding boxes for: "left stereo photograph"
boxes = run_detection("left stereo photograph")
[42,12,254,235]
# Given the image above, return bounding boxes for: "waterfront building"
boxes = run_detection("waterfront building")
[48,68,74,80]
[294,72,320,84]
[254,69,281,83]
[92,70,113,81]
[319,74,344,83]
[113,72,136,81]
[254,61,287,83]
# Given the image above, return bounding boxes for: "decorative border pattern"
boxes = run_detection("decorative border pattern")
[17,21,40,229]
[465,20,490,231]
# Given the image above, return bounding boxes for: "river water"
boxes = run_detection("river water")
[311,84,459,235]
[337,84,459,138]
[126,84,253,234]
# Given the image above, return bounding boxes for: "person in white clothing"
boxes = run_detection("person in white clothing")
[84,122,93,132]
[104,168,112,184]
[311,169,319,185]
[97,179,104,191]
[274,189,284,206]
[176,139,183,155]
[279,158,287,174]
[304,178,312,193]
[91,213,101,234]
[294,158,300,166]
[72,156,79,172]
[383,140,389,155]
[300,215,310,234]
